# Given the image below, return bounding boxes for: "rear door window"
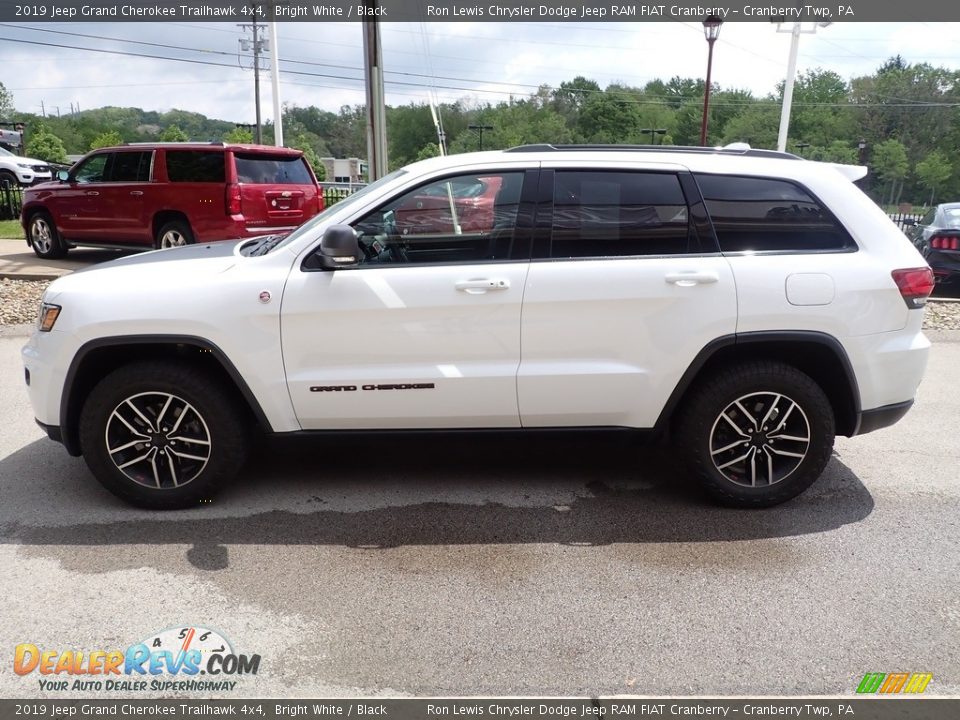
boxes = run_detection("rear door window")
[108,151,151,182]
[165,151,225,183]
[695,174,855,252]
[550,171,692,258]
[235,155,313,184]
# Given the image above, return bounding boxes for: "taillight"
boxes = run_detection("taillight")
[891,267,935,308]
[226,183,242,215]
[930,235,960,250]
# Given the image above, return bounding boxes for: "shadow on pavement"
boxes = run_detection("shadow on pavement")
[0,433,875,559]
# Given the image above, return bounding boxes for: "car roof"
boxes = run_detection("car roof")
[94,142,304,157]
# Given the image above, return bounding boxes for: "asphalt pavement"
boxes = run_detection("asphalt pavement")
[0,323,958,699]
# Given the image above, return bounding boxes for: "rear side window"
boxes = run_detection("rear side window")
[551,171,690,258]
[165,151,225,183]
[235,155,313,184]
[109,151,151,182]
[695,174,854,253]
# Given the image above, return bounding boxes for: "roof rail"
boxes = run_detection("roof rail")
[504,143,802,160]
[122,141,225,146]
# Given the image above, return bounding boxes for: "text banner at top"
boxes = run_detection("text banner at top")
[3,0,960,23]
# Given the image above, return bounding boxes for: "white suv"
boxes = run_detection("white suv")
[22,144,933,509]
[0,147,53,186]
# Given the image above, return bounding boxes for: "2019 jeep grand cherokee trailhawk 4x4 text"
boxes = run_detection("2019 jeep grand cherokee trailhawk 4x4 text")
[22,145,933,509]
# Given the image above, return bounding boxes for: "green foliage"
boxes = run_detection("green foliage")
[25,124,68,164]
[415,143,441,161]
[915,150,952,205]
[0,82,14,119]
[223,127,254,143]
[159,124,189,142]
[287,134,325,180]
[89,130,124,150]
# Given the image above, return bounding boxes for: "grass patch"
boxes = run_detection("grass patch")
[0,219,23,239]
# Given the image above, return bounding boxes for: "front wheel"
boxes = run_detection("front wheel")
[675,361,835,508]
[79,361,249,509]
[28,212,68,259]
[155,220,194,249]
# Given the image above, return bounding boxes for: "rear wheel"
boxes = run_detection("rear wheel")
[676,361,835,508]
[79,361,249,509]
[28,211,68,259]
[155,220,194,249]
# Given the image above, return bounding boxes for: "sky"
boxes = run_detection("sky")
[1,21,959,124]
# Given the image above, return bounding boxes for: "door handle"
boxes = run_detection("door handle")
[129,190,144,196]
[664,271,719,286]
[85,191,100,196]
[455,278,510,293]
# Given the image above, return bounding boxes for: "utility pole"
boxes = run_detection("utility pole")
[269,20,283,147]
[239,11,268,144]
[362,1,387,180]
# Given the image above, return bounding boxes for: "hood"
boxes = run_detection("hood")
[45,242,240,299]
[2,154,50,166]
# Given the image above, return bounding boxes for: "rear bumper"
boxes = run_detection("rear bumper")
[35,418,65,445]
[925,250,960,280]
[851,400,914,437]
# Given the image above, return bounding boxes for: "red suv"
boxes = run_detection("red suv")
[21,142,322,259]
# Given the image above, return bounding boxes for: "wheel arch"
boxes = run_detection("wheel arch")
[656,331,861,438]
[60,335,271,456]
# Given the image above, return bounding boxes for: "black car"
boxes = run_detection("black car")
[906,202,960,282]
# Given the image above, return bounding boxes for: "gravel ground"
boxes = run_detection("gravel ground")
[3,277,960,329]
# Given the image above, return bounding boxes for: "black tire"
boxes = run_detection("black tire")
[675,361,835,508]
[155,220,194,249]
[79,361,249,509]
[0,169,19,187]
[28,211,69,259]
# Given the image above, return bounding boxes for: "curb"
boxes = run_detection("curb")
[0,273,61,281]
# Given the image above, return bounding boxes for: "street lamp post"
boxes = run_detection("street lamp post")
[700,15,723,146]
[641,128,667,145]
[468,124,494,151]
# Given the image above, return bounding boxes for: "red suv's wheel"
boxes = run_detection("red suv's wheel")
[28,211,69,259]
[156,220,195,249]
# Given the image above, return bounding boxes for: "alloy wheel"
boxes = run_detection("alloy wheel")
[708,392,811,488]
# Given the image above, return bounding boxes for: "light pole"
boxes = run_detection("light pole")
[641,128,667,145]
[774,21,832,152]
[468,124,494,151]
[700,15,723,146]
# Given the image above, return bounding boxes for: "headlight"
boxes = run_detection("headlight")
[17,162,31,169]
[38,303,61,332]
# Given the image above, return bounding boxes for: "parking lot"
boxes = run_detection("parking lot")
[1,317,958,697]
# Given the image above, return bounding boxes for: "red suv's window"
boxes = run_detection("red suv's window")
[166,151,225,182]
[235,154,313,184]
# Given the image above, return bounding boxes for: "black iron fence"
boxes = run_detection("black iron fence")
[0,179,22,221]
[321,182,364,208]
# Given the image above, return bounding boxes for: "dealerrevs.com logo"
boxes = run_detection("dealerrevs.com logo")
[13,626,260,692]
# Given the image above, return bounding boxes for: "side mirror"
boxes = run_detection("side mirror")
[56,170,70,182]
[318,224,360,269]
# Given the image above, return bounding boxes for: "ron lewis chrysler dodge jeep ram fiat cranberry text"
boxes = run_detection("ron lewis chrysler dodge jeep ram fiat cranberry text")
[22,144,933,509]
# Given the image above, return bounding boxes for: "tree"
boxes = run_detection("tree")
[870,139,909,206]
[223,127,253,143]
[159,124,189,142]
[89,130,123,150]
[25,124,68,164]
[286,134,325,180]
[915,150,952,206]
[0,82,14,119]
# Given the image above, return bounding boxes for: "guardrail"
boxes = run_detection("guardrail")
[0,180,22,221]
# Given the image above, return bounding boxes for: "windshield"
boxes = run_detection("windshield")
[268,168,409,253]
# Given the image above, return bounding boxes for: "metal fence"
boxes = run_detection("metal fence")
[322,182,364,208]
[0,179,22,221]
[888,212,924,231]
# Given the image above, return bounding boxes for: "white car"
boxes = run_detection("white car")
[22,144,934,509]
[0,146,53,186]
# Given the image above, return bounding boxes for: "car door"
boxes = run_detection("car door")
[94,150,153,244]
[282,167,537,429]
[518,162,738,428]
[50,152,111,241]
